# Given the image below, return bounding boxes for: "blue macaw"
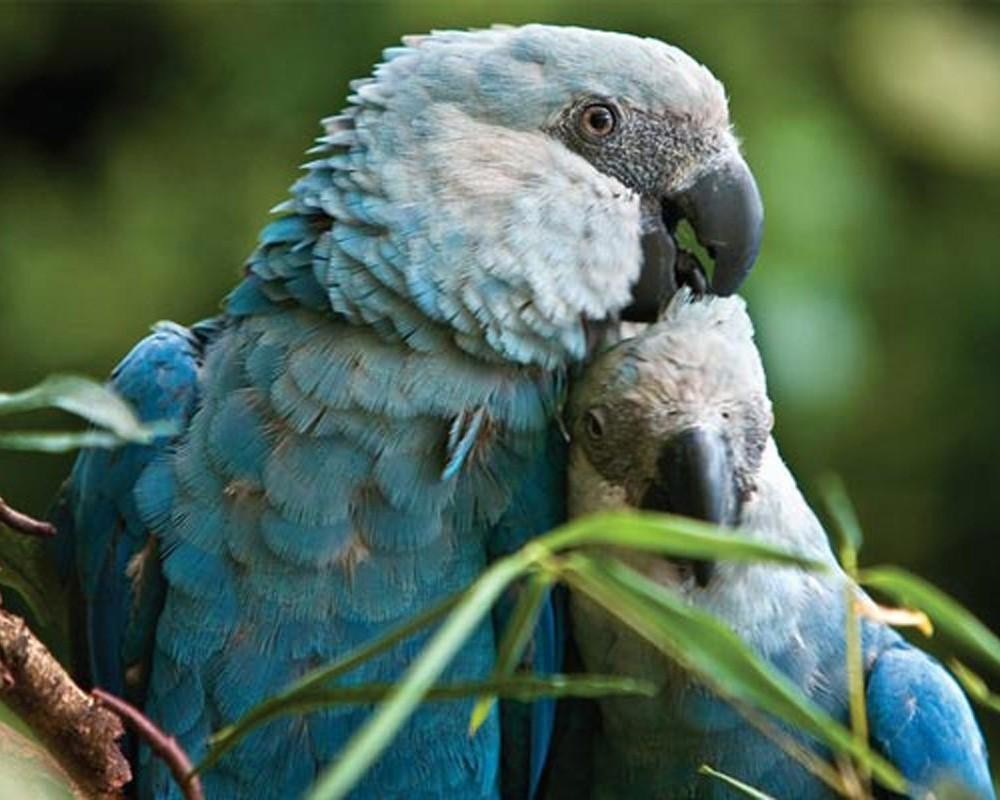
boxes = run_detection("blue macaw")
[53,25,763,799]
[557,290,995,799]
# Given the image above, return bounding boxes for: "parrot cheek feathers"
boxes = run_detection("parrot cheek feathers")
[567,449,629,518]
[395,112,646,364]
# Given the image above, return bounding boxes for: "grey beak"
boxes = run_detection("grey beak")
[639,427,739,587]
[666,153,764,296]
[622,151,763,322]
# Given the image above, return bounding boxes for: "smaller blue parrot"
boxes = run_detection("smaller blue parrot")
[554,290,995,799]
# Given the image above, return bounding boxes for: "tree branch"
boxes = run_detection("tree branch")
[93,689,204,800]
[0,607,130,798]
[0,495,55,538]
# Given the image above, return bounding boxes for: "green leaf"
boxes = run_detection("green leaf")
[305,550,532,800]
[948,660,1000,715]
[818,474,864,555]
[210,674,653,721]
[0,430,130,453]
[469,571,552,734]
[0,375,145,438]
[563,554,907,794]
[860,566,1000,671]
[699,764,778,799]
[538,511,829,571]
[0,375,175,452]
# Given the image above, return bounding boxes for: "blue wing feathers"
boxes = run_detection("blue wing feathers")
[54,320,215,696]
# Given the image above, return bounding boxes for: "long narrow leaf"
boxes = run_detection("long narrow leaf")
[0,375,145,438]
[305,551,531,800]
[699,765,778,799]
[211,674,654,723]
[539,511,828,571]
[860,566,1000,671]
[948,661,1000,715]
[819,475,864,558]
[563,555,907,794]
[0,430,130,453]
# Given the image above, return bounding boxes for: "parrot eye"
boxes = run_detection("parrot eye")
[584,408,606,440]
[579,103,618,140]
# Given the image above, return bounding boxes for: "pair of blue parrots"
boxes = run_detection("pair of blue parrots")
[54,24,994,800]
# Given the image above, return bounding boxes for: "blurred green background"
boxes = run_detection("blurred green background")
[1,0,998,761]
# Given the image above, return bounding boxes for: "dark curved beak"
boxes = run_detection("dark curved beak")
[639,427,739,587]
[622,151,763,322]
[667,153,764,296]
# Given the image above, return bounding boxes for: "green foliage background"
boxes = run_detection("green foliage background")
[1,0,998,763]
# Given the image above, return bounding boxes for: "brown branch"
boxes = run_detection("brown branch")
[0,607,131,799]
[0,494,56,538]
[93,688,204,800]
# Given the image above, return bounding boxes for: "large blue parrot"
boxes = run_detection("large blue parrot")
[556,290,995,799]
[53,25,763,799]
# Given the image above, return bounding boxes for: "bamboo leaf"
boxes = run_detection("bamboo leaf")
[0,375,145,438]
[209,674,653,722]
[563,554,906,794]
[819,474,864,558]
[0,430,131,453]
[860,566,1000,671]
[699,765,778,799]
[538,511,829,571]
[948,660,1000,715]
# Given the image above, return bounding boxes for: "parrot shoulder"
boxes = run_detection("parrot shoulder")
[866,641,995,799]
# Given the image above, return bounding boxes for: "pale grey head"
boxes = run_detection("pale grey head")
[567,290,774,584]
[312,25,764,366]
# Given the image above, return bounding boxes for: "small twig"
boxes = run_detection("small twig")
[0,608,130,798]
[93,688,204,800]
[0,494,56,537]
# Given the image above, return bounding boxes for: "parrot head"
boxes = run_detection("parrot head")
[308,25,763,367]
[566,290,773,586]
